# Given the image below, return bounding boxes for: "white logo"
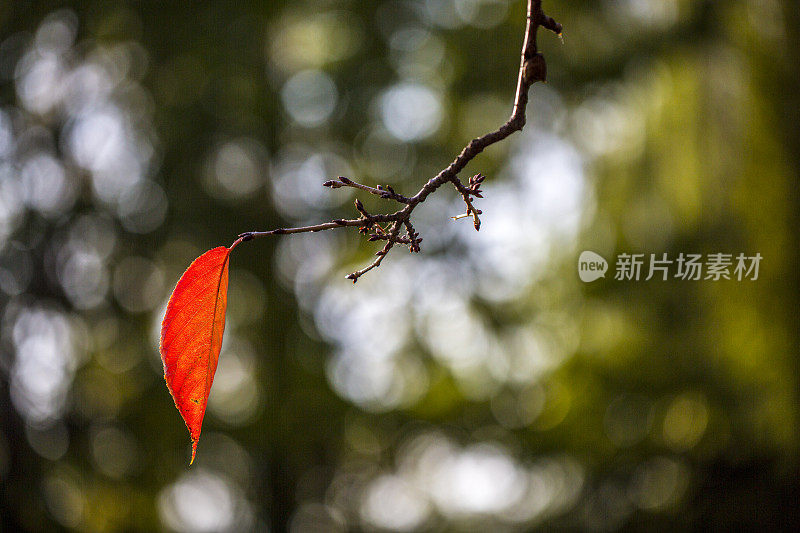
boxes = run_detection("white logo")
[578,251,608,282]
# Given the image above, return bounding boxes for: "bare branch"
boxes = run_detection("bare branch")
[324,176,412,204]
[346,222,402,282]
[367,234,412,245]
[238,213,397,238]
[451,173,485,231]
[236,0,561,280]
[403,220,422,253]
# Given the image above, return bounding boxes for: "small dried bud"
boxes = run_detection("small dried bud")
[469,173,485,186]
[338,176,352,184]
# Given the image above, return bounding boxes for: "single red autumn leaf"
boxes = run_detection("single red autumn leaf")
[160,246,232,464]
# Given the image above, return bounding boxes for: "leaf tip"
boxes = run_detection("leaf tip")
[190,439,198,466]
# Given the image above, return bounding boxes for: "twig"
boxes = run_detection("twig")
[345,221,402,282]
[451,173,485,230]
[403,220,422,253]
[324,177,412,204]
[235,0,561,281]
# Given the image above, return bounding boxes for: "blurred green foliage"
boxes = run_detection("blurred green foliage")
[1,0,798,531]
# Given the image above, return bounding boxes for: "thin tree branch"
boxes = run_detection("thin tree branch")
[324,176,412,204]
[451,173,485,230]
[345,221,402,281]
[235,0,561,281]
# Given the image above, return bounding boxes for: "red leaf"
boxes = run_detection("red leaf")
[160,246,232,464]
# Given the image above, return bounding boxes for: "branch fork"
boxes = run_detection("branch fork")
[235,1,561,282]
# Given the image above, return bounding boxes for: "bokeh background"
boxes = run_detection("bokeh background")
[1,0,798,531]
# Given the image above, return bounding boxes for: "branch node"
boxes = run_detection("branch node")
[523,53,547,84]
